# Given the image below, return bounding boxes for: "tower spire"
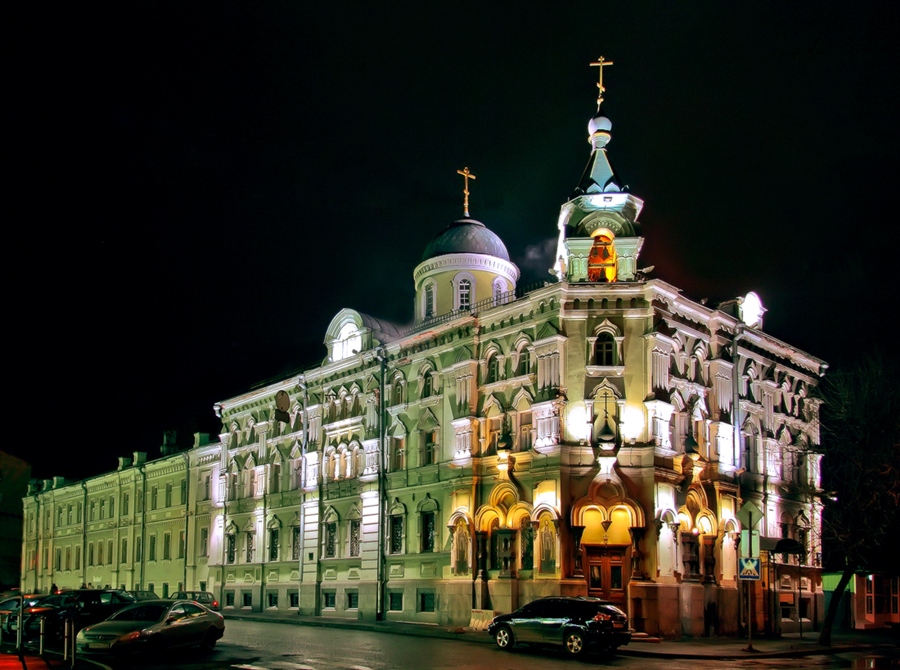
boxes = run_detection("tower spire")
[456,167,476,218]
[589,56,614,109]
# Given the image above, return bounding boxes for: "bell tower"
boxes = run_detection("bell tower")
[552,57,644,283]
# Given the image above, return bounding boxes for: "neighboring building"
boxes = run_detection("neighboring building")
[823,572,900,630]
[22,71,828,637]
[1,451,31,590]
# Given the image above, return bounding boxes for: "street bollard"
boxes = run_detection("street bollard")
[69,619,76,668]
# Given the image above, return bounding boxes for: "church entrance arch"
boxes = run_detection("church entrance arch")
[580,506,633,605]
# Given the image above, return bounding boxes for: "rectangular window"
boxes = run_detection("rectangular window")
[149,535,157,561]
[518,411,533,451]
[151,487,158,511]
[75,546,81,570]
[109,496,115,518]
[200,528,209,557]
[424,430,438,465]
[97,541,104,565]
[178,530,186,559]
[323,591,335,609]
[148,583,154,595]
[270,463,280,494]
[135,537,143,562]
[163,533,171,560]
[269,528,279,561]
[43,547,49,570]
[292,527,301,560]
[226,534,236,564]
[226,592,235,608]
[64,547,71,571]
[90,501,96,521]
[349,519,361,557]
[203,473,211,501]
[121,539,128,564]
[347,591,359,609]
[324,522,336,558]
[122,493,129,516]
[162,583,169,598]
[67,505,73,525]
[290,592,299,608]
[246,532,255,562]
[165,483,173,508]
[391,437,405,471]
[390,515,404,554]
[55,548,62,571]
[242,592,252,608]
[108,540,114,565]
[421,512,436,553]
[99,499,105,519]
[389,592,403,611]
[77,503,83,523]
[180,479,187,505]
[136,491,143,513]
[419,591,435,613]
[267,592,278,608]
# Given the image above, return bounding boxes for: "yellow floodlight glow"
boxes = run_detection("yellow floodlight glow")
[620,406,644,442]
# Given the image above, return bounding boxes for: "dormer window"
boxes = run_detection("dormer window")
[594,332,616,366]
[333,322,362,362]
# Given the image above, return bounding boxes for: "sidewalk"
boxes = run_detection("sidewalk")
[224,610,899,660]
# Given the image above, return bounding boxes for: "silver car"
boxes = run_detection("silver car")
[76,599,224,656]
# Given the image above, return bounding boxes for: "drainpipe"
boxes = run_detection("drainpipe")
[297,376,309,608]
[182,452,190,591]
[375,347,387,620]
[80,482,88,590]
[138,461,147,591]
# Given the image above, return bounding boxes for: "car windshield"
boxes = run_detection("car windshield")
[109,604,167,622]
[38,595,71,608]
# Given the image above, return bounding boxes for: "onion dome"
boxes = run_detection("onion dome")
[421,218,510,262]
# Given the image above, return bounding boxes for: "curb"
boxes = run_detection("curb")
[222,614,892,660]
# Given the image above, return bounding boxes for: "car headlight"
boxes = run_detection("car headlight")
[118,630,143,643]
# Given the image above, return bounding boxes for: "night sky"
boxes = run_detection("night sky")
[9,3,898,481]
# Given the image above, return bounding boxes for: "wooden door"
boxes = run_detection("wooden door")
[585,546,628,605]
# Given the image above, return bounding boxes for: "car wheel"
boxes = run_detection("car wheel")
[563,630,585,656]
[201,629,218,651]
[494,625,514,650]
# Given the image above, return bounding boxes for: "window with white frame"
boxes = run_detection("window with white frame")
[458,278,471,310]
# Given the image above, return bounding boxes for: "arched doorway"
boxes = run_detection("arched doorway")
[580,507,633,605]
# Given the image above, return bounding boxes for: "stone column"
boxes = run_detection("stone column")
[629,527,647,580]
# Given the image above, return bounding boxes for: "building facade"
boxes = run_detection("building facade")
[22,75,828,637]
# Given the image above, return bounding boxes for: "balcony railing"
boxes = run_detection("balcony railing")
[402,280,553,337]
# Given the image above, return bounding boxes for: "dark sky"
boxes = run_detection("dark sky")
[9,3,899,481]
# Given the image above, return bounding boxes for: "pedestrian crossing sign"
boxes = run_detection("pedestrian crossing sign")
[739,557,761,580]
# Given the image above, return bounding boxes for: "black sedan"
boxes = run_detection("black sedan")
[487,596,631,656]
[76,599,224,657]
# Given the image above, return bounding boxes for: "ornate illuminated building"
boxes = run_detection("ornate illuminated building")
[22,63,829,637]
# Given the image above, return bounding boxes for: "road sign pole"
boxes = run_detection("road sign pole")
[743,511,756,653]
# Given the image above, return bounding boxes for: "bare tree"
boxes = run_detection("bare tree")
[816,351,900,645]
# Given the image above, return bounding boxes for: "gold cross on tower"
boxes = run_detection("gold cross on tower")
[589,56,614,108]
[457,167,477,218]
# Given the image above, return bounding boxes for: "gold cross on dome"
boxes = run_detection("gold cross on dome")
[457,167,477,217]
[590,56,614,108]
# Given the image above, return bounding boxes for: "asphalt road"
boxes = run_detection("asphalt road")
[80,620,896,670]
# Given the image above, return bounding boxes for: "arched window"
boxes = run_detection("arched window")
[424,283,434,319]
[487,354,500,384]
[518,348,531,376]
[458,279,471,310]
[422,371,433,398]
[594,332,615,366]
[493,279,504,306]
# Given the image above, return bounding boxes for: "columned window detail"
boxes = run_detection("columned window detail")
[452,272,475,311]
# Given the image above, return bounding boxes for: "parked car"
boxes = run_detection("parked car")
[487,596,631,656]
[127,590,159,602]
[11,589,135,644]
[0,594,47,634]
[170,591,219,612]
[76,599,224,656]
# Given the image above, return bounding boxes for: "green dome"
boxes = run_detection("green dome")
[421,218,510,262]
